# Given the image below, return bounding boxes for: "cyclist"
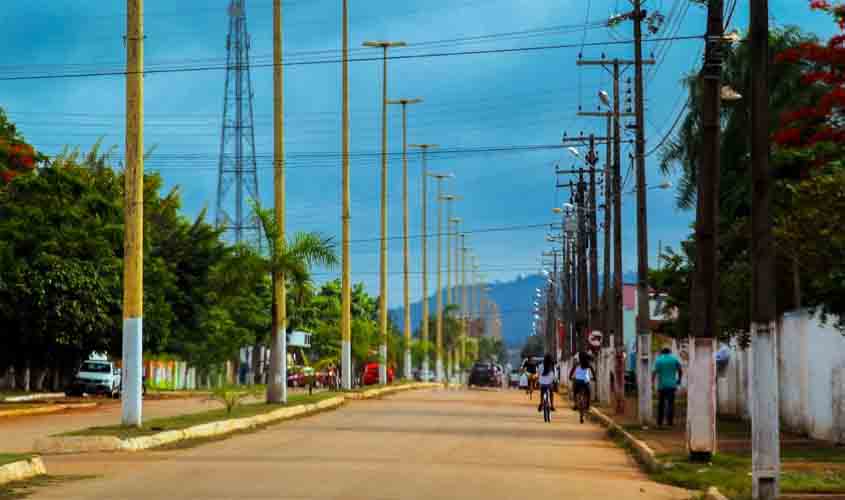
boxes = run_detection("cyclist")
[568,351,595,411]
[536,353,557,412]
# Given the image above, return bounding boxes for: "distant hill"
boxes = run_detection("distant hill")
[391,272,637,349]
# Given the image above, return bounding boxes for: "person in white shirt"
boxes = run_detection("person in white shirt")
[536,353,557,412]
[568,351,596,410]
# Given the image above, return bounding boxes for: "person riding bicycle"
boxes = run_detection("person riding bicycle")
[568,351,595,410]
[536,353,557,412]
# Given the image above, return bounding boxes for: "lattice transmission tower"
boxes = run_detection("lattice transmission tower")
[216,0,262,246]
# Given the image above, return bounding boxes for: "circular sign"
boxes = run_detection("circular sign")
[588,330,603,348]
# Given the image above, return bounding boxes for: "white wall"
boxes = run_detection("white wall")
[717,310,845,444]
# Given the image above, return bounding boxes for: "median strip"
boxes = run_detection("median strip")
[0,456,46,486]
[33,382,438,454]
[0,403,98,419]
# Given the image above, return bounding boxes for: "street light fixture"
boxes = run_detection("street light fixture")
[362,39,406,386]
[599,90,611,108]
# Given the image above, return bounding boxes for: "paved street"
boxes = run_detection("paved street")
[29,389,688,500]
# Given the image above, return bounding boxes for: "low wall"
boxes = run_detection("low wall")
[717,310,845,444]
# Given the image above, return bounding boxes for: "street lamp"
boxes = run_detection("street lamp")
[429,172,453,382]
[599,90,611,108]
[362,40,406,386]
[410,144,438,381]
[387,98,423,380]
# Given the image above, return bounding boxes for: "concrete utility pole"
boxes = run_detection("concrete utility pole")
[388,98,422,380]
[632,0,653,427]
[443,196,458,310]
[430,173,452,382]
[363,40,406,386]
[340,0,352,391]
[122,0,144,427]
[688,0,723,460]
[411,144,437,380]
[268,0,288,404]
[750,0,780,497]
[461,238,468,366]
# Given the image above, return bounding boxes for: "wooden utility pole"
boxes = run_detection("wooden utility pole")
[603,114,612,349]
[268,0,288,404]
[587,135,600,336]
[750,0,780,497]
[688,0,723,459]
[632,0,653,426]
[576,176,589,349]
[122,0,144,427]
[340,0,352,390]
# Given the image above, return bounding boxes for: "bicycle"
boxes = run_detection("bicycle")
[575,386,588,424]
[541,386,552,423]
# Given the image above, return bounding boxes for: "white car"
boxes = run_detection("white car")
[66,359,121,398]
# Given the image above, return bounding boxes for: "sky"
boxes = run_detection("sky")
[0,0,837,311]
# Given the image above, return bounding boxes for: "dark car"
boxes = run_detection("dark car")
[468,362,497,387]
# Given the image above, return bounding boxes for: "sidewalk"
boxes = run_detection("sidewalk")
[594,397,845,499]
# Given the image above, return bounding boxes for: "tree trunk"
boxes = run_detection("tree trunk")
[35,367,48,392]
[22,359,31,392]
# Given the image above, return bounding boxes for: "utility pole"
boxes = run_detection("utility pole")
[362,40,405,386]
[576,176,589,350]
[587,135,600,337]
[688,0,723,460]
[122,0,144,427]
[632,0,653,427]
[268,0,288,404]
[603,114,612,353]
[340,0,352,391]
[411,144,437,380]
[577,57,646,416]
[388,98,422,380]
[430,173,452,382]
[461,238,468,367]
[750,0,780,497]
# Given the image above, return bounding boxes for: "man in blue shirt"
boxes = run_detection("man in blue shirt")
[651,346,683,427]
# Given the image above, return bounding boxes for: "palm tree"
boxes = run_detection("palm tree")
[252,201,338,403]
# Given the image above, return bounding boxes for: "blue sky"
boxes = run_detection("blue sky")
[0,0,836,308]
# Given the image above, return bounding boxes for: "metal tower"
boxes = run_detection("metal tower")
[216,0,261,246]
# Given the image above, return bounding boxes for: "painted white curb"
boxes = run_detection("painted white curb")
[345,382,441,400]
[589,407,662,473]
[0,403,97,419]
[2,393,66,403]
[0,457,46,485]
[703,486,729,500]
[35,396,346,454]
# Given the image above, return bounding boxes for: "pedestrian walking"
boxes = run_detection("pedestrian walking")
[651,346,683,427]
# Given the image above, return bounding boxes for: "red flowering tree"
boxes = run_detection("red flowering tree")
[0,108,42,185]
[773,6,845,326]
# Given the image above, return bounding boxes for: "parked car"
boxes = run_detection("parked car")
[468,362,497,387]
[508,371,521,388]
[360,362,395,386]
[414,368,435,382]
[66,358,121,398]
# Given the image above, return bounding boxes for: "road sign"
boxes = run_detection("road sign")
[588,330,603,348]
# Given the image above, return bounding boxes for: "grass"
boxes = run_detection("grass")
[0,455,32,467]
[0,475,95,499]
[61,391,340,439]
[652,452,845,500]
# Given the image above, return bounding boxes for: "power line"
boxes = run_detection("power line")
[0,35,704,82]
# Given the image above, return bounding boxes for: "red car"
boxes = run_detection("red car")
[360,362,394,386]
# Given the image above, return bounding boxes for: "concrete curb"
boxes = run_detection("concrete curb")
[34,396,346,454]
[33,383,439,454]
[0,457,47,485]
[0,403,97,419]
[1,393,66,403]
[589,408,732,500]
[344,382,441,400]
[588,407,662,473]
[703,486,729,500]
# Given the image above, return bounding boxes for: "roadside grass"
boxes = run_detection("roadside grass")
[653,452,845,500]
[0,455,32,467]
[0,475,95,500]
[61,392,340,439]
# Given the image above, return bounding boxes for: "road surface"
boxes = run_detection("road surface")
[29,389,688,500]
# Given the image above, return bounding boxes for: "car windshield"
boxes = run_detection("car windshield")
[80,362,111,373]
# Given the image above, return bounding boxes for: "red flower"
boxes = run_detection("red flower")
[0,170,17,184]
[773,128,803,146]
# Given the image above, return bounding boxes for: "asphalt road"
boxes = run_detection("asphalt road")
[25,388,688,500]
